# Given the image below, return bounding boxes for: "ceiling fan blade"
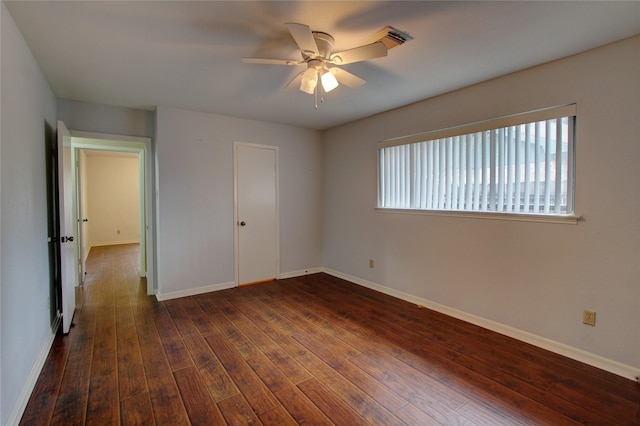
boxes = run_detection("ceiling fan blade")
[330,68,366,88]
[329,41,387,65]
[285,22,319,57]
[284,71,304,90]
[242,57,302,65]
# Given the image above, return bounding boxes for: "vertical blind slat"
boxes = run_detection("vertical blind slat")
[433,141,440,208]
[566,117,575,213]
[465,134,473,210]
[506,127,513,212]
[497,129,505,211]
[474,132,482,210]
[544,120,553,214]
[523,124,531,213]
[379,149,385,206]
[445,138,452,209]
[427,142,434,209]
[554,118,563,214]
[533,122,542,213]
[482,131,490,211]
[452,137,459,209]
[438,139,446,209]
[514,125,522,212]
[405,144,411,208]
[489,130,496,211]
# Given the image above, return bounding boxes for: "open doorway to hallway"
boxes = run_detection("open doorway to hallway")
[77,149,141,284]
[68,130,155,296]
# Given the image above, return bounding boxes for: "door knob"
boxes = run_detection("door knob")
[240,221,246,227]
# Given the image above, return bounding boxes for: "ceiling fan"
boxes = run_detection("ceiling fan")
[242,23,409,101]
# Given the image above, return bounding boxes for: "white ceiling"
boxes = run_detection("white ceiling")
[5,1,640,130]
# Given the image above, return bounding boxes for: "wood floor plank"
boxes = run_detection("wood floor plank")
[21,246,640,425]
[163,298,198,337]
[293,331,406,412]
[204,331,280,414]
[220,301,312,384]
[517,400,582,426]
[175,296,222,337]
[258,406,298,425]
[549,379,639,424]
[393,401,463,426]
[50,299,96,425]
[198,360,240,402]
[297,377,370,426]
[220,294,309,358]
[152,305,193,372]
[115,316,148,399]
[86,287,119,425]
[173,366,226,425]
[453,352,615,425]
[138,339,191,425]
[351,353,474,421]
[217,394,264,425]
[180,331,219,368]
[120,392,155,426]
[455,399,530,426]
[238,343,333,425]
[199,297,253,348]
[393,350,529,426]
[296,352,406,426]
[233,293,304,337]
[85,348,119,425]
[19,337,72,426]
[253,291,361,360]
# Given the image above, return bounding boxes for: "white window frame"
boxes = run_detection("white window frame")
[377,104,580,224]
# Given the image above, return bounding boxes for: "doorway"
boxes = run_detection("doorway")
[69,131,155,295]
[76,149,141,282]
[234,142,279,285]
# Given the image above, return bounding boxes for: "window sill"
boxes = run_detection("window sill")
[375,208,581,224]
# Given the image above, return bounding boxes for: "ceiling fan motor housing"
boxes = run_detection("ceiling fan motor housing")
[308,32,335,60]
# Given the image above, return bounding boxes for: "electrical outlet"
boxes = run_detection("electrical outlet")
[369,259,374,268]
[583,309,596,326]
[117,229,121,235]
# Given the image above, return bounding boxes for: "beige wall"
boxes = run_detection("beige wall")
[83,153,140,247]
[323,35,640,373]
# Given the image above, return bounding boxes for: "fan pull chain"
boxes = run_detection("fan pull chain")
[315,84,318,109]
[314,79,325,110]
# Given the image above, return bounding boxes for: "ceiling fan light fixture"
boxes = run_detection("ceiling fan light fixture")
[300,67,318,94]
[320,68,339,92]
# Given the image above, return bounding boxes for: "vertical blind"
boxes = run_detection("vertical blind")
[378,105,576,215]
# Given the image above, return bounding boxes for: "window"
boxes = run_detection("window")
[378,104,576,219]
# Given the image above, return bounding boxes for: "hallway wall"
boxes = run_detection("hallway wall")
[83,153,140,247]
[1,3,58,424]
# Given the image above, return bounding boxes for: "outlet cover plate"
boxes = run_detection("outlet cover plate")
[583,309,596,326]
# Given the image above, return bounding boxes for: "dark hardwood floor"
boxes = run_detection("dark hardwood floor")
[20,244,640,425]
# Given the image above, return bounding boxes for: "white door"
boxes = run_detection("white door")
[235,144,278,285]
[58,121,76,333]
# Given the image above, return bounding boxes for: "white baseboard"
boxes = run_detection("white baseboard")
[279,267,323,279]
[156,269,324,301]
[5,315,61,426]
[90,239,140,247]
[156,281,236,301]
[323,268,640,382]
